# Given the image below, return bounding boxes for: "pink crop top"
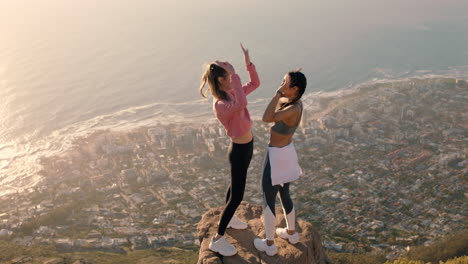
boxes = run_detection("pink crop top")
[213,63,260,139]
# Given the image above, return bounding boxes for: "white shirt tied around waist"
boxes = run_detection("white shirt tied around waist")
[267,142,302,186]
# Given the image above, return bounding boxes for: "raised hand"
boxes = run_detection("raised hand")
[240,43,251,66]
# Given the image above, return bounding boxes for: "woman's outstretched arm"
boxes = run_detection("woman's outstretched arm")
[240,43,260,95]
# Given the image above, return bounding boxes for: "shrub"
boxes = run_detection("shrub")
[406,230,468,262]
[328,252,386,264]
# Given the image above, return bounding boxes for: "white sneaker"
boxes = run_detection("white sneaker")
[276,227,300,244]
[253,238,278,256]
[209,236,237,256]
[227,215,248,230]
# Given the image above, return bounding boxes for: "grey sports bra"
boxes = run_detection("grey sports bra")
[271,101,303,135]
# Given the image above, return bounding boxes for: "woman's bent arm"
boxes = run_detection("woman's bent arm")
[263,94,299,123]
[262,93,282,122]
[215,74,247,114]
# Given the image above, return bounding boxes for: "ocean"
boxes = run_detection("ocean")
[0,0,467,195]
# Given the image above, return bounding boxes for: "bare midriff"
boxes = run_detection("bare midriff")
[232,130,253,144]
[268,130,294,148]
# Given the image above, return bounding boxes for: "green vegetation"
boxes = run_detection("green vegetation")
[0,239,55,262]
[61,247,198,264]
[328,253,468,264]
[18,190,108,236]
[384,256,468,264]
[328,252,387,264]
[18,201,82,235]
[0,239,198,264]
[443,257,468,264]
[328,230,468,264]
[405,231,468,263]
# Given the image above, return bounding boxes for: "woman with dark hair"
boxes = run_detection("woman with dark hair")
[253,69,306,256]
[199,44,260,256]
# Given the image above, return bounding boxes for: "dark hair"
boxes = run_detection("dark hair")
[281,70,307,108]
[199,63,230,101]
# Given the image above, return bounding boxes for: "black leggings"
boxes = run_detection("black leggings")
[217,139,254,236]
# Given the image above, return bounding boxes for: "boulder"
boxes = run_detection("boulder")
[43,258,65,264]
[10,256,32,264]
[197,202,330,264]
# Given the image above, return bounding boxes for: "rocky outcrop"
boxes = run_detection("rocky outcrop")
[197,202,330,264]
[8,256,96,264]
[10,256,32,264]
[43,258,64,264]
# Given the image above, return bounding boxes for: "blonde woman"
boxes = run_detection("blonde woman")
[199,44,260,256]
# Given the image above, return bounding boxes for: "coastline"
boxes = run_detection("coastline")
[0,75,467,196]
[0,76,465,258]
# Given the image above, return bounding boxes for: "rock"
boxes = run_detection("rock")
[69,256,96,264]
[0,229,11,236]
[197,202,331,264]
[136,256,180,264]
[43,258,65,264]
[10,256,32,264]
[71,260,96,264]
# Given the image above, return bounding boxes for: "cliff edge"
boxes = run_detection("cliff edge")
[197,202,330,264]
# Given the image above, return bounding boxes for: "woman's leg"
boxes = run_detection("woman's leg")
[279,183,295,231]
[224,143,233,204]
[225,185,231,204]
[262,152,279,242]
[217,140,253,236]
